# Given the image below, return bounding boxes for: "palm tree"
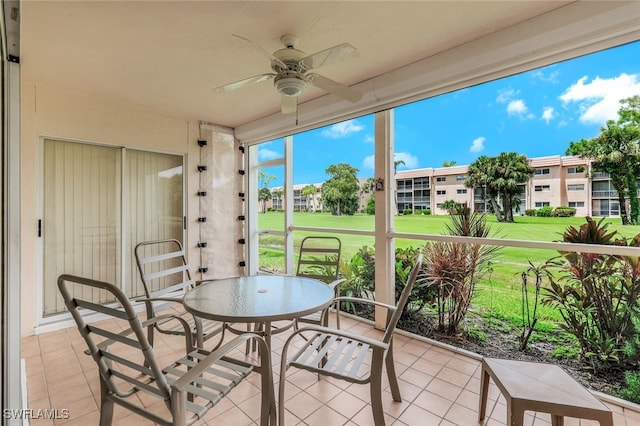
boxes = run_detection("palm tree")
[443,160,457,167]
[271,188,283,211]
[466,153,533,222]
[301,184,317,212]
[466,156,503,221]
[494,152,534,222]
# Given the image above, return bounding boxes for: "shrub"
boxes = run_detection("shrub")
[402,208,413,215]
[338,246,375,314]
[542,217,640,370]
[394,246,436,316]
[440,199,462,214]
[422,209,431,215]
[620,371,640,404]
[413,209,422,215]
[418,208,500,334]
[525,209,536,216]
[536,206,553,217]
[553,206,577,217]
[364,196,375,215]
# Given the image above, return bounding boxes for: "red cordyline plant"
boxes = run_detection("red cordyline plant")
[417,207,500,335]
[542,217,640,371]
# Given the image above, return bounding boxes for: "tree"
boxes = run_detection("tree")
[321,163,360,215]
[443,160,457,167]
[301,184,317,212]
[566,95,640,225]
[258,187,271,213]
[271,188,283,211]
[441,199,462,214]
[466,152,534,222]
[257,171,275,213]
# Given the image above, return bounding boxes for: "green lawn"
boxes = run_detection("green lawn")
[258,212,640,328]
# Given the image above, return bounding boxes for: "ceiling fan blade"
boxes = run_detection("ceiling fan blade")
[281,95,297,114]
[300,43,358,70]
[213,73,275,93]
[308,73,362,103]
[232,34,287,69]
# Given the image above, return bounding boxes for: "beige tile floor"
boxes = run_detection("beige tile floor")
[21,314,638,426]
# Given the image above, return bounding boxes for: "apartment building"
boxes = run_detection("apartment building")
[268,155,635,217]
[396,155,630,217]
[269,179,369,212]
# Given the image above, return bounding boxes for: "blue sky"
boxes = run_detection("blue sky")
[259,41,640,187]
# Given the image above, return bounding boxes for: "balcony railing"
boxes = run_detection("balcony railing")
[592,209,620,217]
[592,172,610,179]
[592,190,618,198]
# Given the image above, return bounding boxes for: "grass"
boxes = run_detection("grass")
[258,211,640,329]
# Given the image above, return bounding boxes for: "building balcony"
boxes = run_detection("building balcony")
[22,313,637,425]
[592,190,619,198]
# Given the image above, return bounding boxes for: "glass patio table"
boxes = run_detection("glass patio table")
[183,275,335,348]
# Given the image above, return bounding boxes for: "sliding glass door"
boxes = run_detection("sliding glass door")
[41,139,184,317]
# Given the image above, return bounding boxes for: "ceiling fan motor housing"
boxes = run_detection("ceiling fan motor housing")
[274,73,308,97]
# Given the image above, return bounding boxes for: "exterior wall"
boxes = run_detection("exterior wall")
[20,83,239,336]
[394,155,629,218]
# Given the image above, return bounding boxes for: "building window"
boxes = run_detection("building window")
[456,175,466,181]
[567,166,585,174]
[436,190,446,195]
[436,203,442,208]
[436,176,446,182]
[567,184,585,191]
[535,202,550,207]
[457,189,467,194]
[568,201,585,208]
[534,168,550,175]
[534,185,550,192]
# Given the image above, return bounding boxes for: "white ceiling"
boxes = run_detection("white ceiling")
[21,1,583,130]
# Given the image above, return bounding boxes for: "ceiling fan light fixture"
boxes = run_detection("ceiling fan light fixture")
[275,75,308,97]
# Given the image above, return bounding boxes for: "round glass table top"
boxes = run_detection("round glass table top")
[183,275,334,322]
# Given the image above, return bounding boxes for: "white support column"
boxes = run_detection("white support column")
[374,110,395,330]
[4,59,22,424]
[284,136,294,274]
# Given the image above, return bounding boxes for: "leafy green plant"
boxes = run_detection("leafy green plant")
[519,261,550,351]
[418,208,500,334]
[552,344,580,360]
[536,206,553,217]
[338,246,375,314]
[552,206,577,217]
[394,246,436,316]
[620,371,640,403]
[525,208,536,216]
[542,217,640,370]
[422,208,431,215]
[402,208,413,215]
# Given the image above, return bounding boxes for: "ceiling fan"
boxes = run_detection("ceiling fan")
[213,34,363,114]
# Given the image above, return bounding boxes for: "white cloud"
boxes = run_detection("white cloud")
[258,148,280,161]
[507,99,528,115]
[560,73,640,125]
[532,69,559,84]
[469,137,485,153]
[362,155,375,170]
[394,152,419,169]
[496,89,519,104]
[364,134,374,143]
[542,107,555,124]
[321,119,364,138]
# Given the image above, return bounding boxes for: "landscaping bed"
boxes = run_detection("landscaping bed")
[396,311,625,397]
